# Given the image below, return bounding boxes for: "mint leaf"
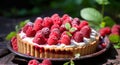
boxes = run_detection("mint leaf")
[65,22,71,30]
[103,16,115,27]
[63,62,70,65]
[6,31,16,40]
[109,34,120,43]
[69,27,77,32]
[80,8,102,22]
[66,31,72,37]
[100,21,106,28]
[114,44,120,49]
[20,19,30,27]
[95,0,110,5]
[70,60,75,65]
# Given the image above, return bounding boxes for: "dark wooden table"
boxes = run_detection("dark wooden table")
[0,12,120,65]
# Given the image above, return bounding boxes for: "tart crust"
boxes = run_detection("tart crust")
[17,34,99,58]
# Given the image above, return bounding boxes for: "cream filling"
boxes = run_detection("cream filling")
[19,29,98,48]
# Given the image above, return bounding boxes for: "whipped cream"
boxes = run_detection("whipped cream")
[19,29,98,48]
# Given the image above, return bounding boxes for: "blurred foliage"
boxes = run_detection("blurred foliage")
[0,0,120,19]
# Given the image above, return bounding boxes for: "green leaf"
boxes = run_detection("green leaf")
[69,27,77,32]
[103,16,115,27]
[15,25,20,32]
[80,8,103,22]
[95,0,110,5]
[6,31,16,40]
[109,34,120,43]
[100,21,106,28]
[114,44,120,49]
[66,31,72,37]
[70,60,75,65]
[63,61,70,65]
[20,19,30,27]
[65,22,71,30]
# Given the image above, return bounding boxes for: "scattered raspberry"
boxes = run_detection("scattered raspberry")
[41,27,50,38]
[111,25,120,35]
[99,27,111,36]
[51,24,59,30]
[23,22,33,33]
[28,59,39,65]
[11,36,18,51]
[101,43,106,48]
[60,24,66,33]
[47,35,58,45]
[80,25,91,38]
[79,20,88,30]
[33,33,46,44]
[60,34,70,45]
[42,17,53,28]
[26,26,36,37]
[73,31,83,42]
[42,59,52,65]
[51,14,62,25]
[33,17,43,31]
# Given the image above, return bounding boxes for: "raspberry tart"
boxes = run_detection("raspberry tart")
[14,14,99,58]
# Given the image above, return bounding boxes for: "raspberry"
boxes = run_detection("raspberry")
[71,24,79,31]
[41,27,50,38]
[60,24,66,33]
[42,17,53,28]
[47,35,58,45]
[28,59,39,65]
[23,22,33,33]
[61,31,67,37]
[62,14,72,24]
[42,59,52,65]
[111,25,120,35]
[49,31,60,39]
[71,18,80,25]
[51,24,59,30]
[80,26,91,38]
[51,14,62,25]
[73,31,83,42]
[38,63,48,65]
[60,34,70,45]
[62,14,71,21]
[51,28,60,34]
[33,33,46,44]
[99,27,111,36]
[101,43,106,48]
[33,17,43,31]
[11,36,16,43]
[13,44,18,51]
[26,26,36,37]
[79,20,88,30]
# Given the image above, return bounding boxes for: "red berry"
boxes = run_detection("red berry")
[41,27,50,38]
[33,17,43,31]
[49,31,60,39]
[51,14,62,25]
[99,27,111,36]
[79,20,88,30]
[73,31,83,42]
[23,22,33,33]
[71,18,80,25]
[47,35,58,45]
[26,26,36,37]
[60,35,70,45]
[38,63,48,65]
[111,25,120,35]
[62,14,71,21]
[51,28,60,34]
[42,59,52,65]
[101,43,106,48]
[42,17,53,28]
[51,24,59,30]
[11,36,16,43]
[33,33,46,44]
[80,26,91,38]
[28,59,39,65]
[62,14,72,24]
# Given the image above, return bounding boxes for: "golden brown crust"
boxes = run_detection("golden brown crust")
[17,34,99,58]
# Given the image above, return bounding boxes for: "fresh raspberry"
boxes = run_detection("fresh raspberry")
[13,44,18,51]
[33,17,43,31]
[47,35,58,45]
[26,26,36,37]
[38,63,48,65]
[60,24,66,33]
[41,27,50,38]
[51,28,60,34]
[11,36,16,43]
[61,14,71,21]
[71,18,80,25]
[23,22,33,33]
[101,43,106,48]
[99,27,111,36]
[33,33,46,44]
[51,24,59,30]
[62,14,72,24]
[79,20,88,30]
[111,25,120,35]
[51,14,62,25]
[42,17,53,28]
[11,36,18,51]
[61,31,67,37]
[28,59,39,65]
[60,34,70,45]
[71,24,79,32]
[49,31,60,39]
[80,25,91,38]
[42,59,52,65]
[73,31,83,42]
